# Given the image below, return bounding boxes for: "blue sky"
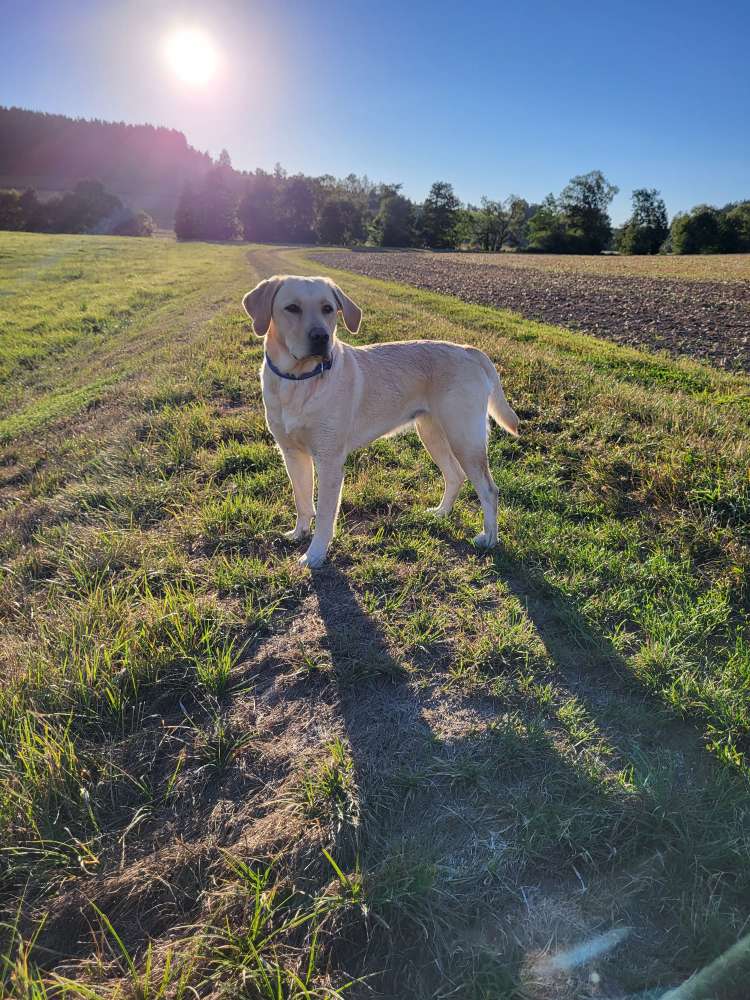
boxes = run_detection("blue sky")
[1,0,748,222]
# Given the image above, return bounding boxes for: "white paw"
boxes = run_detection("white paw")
[473,531,498,549]
[427,505,451,518]
[299,548,326,569]
[284,526,310,542]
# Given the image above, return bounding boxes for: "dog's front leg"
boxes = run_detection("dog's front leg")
[280,446,314,541]
[300,456,345,569]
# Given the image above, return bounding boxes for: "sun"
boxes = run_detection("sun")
[164,28,219,86]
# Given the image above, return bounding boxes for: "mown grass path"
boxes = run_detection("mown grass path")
[1,234,749,998]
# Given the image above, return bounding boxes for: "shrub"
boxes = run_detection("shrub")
[672,207,723,254]
[0,189,24,230]
[110,210,154,237]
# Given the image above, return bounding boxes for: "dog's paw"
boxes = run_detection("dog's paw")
[284,526,310,542]
[299,548,326,569]
[472,531,498,549]
[426,505,451,518]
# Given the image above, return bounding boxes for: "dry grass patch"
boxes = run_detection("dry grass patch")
[441,249,750,282]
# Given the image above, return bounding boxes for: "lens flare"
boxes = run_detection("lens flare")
[164,28,219,86]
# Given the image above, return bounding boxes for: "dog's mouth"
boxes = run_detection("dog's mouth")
[290,346,330,363]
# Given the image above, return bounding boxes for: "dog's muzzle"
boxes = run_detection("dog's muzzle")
[307,327,330,358]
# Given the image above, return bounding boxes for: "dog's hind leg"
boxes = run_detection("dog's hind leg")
[442,420,499,548]
[415,414,465,516]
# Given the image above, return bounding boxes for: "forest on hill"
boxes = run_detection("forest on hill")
[0,106,212,225]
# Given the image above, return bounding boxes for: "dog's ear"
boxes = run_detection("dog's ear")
[242,275,285,336]
[325,279,362,334]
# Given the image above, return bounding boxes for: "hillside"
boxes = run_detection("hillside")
[0,106,214,225]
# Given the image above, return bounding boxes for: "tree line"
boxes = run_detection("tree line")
[173,152,417,246]
[176,160,750,255]
[2,107,748,253]
[0,181,154,236]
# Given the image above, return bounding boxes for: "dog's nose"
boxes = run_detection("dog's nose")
[308,327,330,354]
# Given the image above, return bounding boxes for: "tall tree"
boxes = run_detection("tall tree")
[317,198,364,245]
[277,175,315,243]
[617,188,669,254]
[725,202,750,251]
[506,196,531,248]
[558,170,619,253]
[317,200,346,244]
[371,194,416,246]
[527,194,570,252]
[473,198,507,251]
[472,195,530,251]
[18,187,51,231]
[238,171,278,242]
[193,164,239,240]
[420,181,460,248]
[174,182,198,240]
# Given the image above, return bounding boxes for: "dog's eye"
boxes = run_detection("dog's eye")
[322,304,334,314]
[284,304,301,315]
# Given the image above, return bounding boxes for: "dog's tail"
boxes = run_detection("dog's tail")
[481,355,519,437]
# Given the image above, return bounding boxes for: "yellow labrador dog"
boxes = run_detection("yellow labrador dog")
[242,275,519,568]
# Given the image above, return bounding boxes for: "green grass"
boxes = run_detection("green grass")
[1,233,749,999]
[0,232,245,443]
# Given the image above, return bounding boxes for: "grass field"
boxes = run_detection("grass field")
[1,232,750,998]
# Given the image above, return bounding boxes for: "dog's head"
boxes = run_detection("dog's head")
[242,275,361,361]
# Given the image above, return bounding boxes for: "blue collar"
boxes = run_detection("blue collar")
[265,352,333,381]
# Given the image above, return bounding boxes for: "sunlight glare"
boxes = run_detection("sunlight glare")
[164,28,219,86]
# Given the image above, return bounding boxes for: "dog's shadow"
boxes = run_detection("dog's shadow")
[308,566,436,841]
[302,542,750,998]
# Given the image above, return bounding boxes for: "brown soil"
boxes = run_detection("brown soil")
[311,250,750,371]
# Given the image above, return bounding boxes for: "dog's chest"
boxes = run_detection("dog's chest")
[262,378,324,442]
